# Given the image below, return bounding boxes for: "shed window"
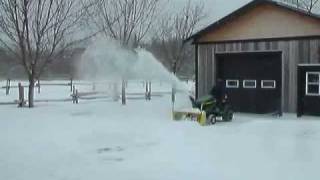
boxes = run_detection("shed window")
[306,72,320,96]
[243,80,256,88]
[261,80,276,89]
[226,80,239,88]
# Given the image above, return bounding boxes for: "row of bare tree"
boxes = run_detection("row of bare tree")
[279,0,320,12]
[0,0,92,107]
[0,0,206,107]
[148,0,205,75]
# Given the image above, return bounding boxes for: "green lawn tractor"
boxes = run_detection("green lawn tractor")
[189,94,234,124]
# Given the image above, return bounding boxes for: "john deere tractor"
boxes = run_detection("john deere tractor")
[189,94,233,124]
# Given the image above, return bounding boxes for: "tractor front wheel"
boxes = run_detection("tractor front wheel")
[208,114,217,124]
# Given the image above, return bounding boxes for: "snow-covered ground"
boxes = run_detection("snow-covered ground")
[1,80,320,180]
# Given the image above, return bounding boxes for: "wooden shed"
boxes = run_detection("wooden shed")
[187,0,320,115]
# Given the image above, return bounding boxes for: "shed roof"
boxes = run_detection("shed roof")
[186,0,320,43]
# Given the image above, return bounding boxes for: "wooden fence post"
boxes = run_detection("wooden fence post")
[9,79,11,92]
[145,81,152,101]
[72,88,75,104]
[6,79,11,95]
[75,89,79,104]
[37,79,41,94]
[172,83,176,109]
[149,81,152,100]
[122,79,126,105]
[70,78,73,92]
[72,86,79,104]
[5,79,8,95]
[145,81,149,100]
[18,82,24,107]
[72,86,76,104]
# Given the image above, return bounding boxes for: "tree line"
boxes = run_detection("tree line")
[279,0,319,13]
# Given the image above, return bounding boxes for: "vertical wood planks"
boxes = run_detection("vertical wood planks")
[196,38,320,112]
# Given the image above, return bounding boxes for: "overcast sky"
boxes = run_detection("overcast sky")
[171,0,252,28]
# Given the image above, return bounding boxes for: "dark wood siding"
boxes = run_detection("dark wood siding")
[197,38,320,112]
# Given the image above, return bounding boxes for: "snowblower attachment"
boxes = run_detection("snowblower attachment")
[173,94,233,126]
[173,108,207,125]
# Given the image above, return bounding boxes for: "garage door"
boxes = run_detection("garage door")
[216,52,282,114]
[297,65,320,116]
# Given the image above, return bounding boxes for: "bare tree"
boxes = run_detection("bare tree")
[88,0,161,48]
[280,0,320,13]
[86,0,162,105]
[0,0,92,107]
[155,0,206,74]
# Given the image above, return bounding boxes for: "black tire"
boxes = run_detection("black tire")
[223,109,233,122]
[208,114,217,124]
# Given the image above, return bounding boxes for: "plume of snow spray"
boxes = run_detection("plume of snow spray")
[77,36,193,109]
[78,36,189,91]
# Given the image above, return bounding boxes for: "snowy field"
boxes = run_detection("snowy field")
[1,80,320,180]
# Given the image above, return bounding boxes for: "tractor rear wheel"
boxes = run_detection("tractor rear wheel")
[208,114,216,124]
[223,108,233,122]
